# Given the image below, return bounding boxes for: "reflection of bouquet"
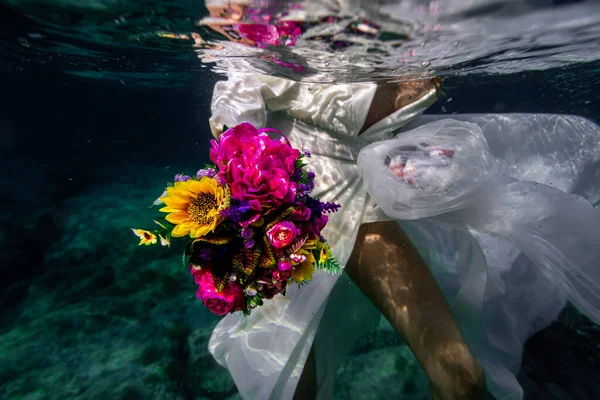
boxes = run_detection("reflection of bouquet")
[235,20,302,48]
[132,122,341,316]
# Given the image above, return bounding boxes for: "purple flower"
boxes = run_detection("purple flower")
[291,169,302,181]
[216,175,227,186]
[306,197,340,214]
[291,204,311,221]
[241,227,254,239]
[196,168,216,179]
[298,173,315,194]
[244,239,255,249]
[220,200,251,223]
[303,149,311,158]
[320,201,341,213]
[196,248,213,262]
[174,174,191,182]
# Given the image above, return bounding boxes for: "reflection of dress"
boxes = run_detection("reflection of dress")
[207,73,600,400]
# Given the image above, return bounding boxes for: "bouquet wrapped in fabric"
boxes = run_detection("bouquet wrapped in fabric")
[132,122,341,316]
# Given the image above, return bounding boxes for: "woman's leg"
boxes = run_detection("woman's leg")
[345,221,485,400]
[294,221,485,399]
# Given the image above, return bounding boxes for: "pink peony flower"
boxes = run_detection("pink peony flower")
[210,123,300,218]
[267,221,300,249]
[192,266,245,316]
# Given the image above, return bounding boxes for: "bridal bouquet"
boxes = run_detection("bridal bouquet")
[132,122,341,316]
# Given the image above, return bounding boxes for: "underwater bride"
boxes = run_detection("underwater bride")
[125,1,600,399]
[205,70,600,400]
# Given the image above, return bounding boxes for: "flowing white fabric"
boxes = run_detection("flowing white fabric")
[207,72,600,400]
[358,116,600,399]
[209,74,377,138]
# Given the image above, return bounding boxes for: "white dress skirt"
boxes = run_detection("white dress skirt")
[206,72,600,400]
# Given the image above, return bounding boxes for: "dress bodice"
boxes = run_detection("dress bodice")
[209,72,439,142]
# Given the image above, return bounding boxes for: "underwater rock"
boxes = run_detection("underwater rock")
[0,168,225,399]
[334,320,430,400]
[187,329,237,399]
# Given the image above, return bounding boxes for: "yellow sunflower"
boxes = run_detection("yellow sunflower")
[131,229,158,246]
[159,177,229,238]
[317,241,329,265]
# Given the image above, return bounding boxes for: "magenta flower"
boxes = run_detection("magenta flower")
[304,214,329,239]
[273,258,293,281]
[291,204,311,221]
[210,123,300,219]
[235,21,302,47]
[272,57,306,74]
[192,267,245,316]
[267,221,299,249]
[236,23,280,46]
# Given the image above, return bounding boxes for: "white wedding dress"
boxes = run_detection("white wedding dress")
[206,72,600,400]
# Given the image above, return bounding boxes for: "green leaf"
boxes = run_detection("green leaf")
[322,257,344,275]
[232,246,261,281]
[153,220,169,229]
[245,293,264,315]
[192,235,231,246]
[258,236,277,269]
[265,207,295,231]
[181,248,190,270]
[213,272,230,292]
[315,243,344,275]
